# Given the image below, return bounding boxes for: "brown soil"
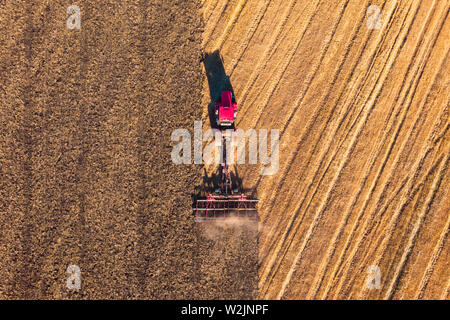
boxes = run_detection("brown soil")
[0,0,257,299]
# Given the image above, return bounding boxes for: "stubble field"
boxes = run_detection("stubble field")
[201,0,449,299]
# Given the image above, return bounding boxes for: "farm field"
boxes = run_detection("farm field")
[201,0,449,299]
[0,0,448,300]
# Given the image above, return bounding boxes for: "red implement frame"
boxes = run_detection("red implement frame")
[194,194,258,222]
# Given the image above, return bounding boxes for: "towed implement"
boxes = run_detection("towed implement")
[194,91,259,222]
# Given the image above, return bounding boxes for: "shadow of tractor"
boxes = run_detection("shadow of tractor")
[202,50,235,129]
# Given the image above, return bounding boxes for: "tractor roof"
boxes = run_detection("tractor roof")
[218,91,237,122]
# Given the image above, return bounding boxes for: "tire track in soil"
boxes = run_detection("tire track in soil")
[203,0,230,47]
[257,0,398,264]
[133,0,205,299]
[359,134,448,299]
[255,0,350,251]
[228,0,270,76]
[69,1,150,299]
[411,128,449,301]
[244,0,365,206]
[336,3,449,298]
[336,105,447,299]
[0,0,92,299]
[214,0,249,51]
[203,0,219,23]
[316,0,422,299]
[415,191,450,299]
[385,155,448,299]
[441,277,450,300]
[380,146,448,299]
[233,0,299,116]
[370,112,450,300]
[381,116,448,299]
[202,0,449,300]
[273,0,422,299]
[248,0,346,132]
[258,0,399,297]
[38,1,90,299]
[13,1,81,299]
[353,8,449,299]
[14,1,37,298]
[258,0,366,296]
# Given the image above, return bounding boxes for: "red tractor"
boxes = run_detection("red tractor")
[194,91,259,222]
[215,91,237,128]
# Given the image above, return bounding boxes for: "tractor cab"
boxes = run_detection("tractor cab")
[215,91,237,127]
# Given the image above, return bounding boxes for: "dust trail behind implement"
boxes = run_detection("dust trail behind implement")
[0,0,254,299]
[195,217,258,299]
